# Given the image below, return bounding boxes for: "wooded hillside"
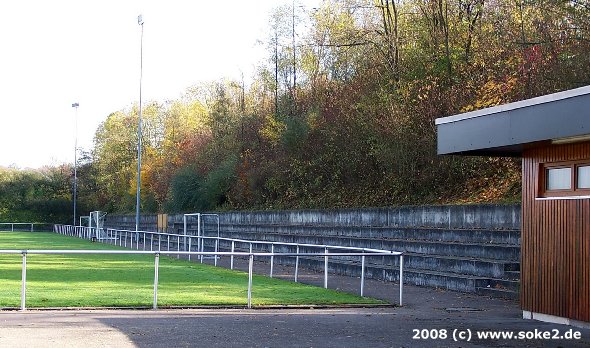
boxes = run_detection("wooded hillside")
[5,0,590,220]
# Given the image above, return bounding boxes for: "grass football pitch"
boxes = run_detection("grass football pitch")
[0,231,382,308]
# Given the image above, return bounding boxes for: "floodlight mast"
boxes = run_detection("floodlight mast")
[135,14,144,233]
[72,102,79,226]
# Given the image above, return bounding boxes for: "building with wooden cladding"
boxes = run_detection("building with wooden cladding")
[436,86,590,328]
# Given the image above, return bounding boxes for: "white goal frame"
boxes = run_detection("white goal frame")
[183,213,220,259]
[89,211,108,240]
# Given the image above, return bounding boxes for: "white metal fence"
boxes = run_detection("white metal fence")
[54,224,404,296]
[0,225,404,310]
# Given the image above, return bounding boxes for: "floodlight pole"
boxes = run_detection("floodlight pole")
[135,14,144,234]
[72,102,79,227]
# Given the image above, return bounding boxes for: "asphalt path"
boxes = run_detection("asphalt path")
[1,255,589,347]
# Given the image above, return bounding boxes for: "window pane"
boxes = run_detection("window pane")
[547,167,571,190]
[577,166,590,189]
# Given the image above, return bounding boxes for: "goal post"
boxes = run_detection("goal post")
[183,213,220,260]
[79,215,90,227]
[89,211,108,240]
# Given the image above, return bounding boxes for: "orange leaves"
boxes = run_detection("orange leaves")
[460,77,519,113]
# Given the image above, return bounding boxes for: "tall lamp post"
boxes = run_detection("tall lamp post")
[135,14,144,233]
[72,102,79,226]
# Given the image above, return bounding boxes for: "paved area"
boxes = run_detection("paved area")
[1,255,589,347]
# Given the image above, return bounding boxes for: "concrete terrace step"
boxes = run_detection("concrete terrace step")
[476,286,520,300]
[209,231,520,261]
[380,253,519,279]
[488,278,520,292]
[272,255,514,294]
[172,211,522,298]
[504,271,521,281]
[219,241,518,279]
[158,239,521,298]
[183,223,521,245]
[224,239,519,279]
[111,206,523,299]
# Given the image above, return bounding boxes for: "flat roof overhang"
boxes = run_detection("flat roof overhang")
[436,85,590,156]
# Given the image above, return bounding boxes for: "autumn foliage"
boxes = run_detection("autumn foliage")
[14,0,590,218]
[77,0,590,213]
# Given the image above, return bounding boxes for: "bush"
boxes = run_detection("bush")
[165,166,206,212]
[203,154,238,208]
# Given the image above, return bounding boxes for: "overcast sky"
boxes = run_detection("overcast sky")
[0,0,306,169]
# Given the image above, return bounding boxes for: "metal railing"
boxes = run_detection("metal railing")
[2,249,402,311]
[52,224,404,306]
[0,223,43,232]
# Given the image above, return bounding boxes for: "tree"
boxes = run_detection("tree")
[76,0,590,214]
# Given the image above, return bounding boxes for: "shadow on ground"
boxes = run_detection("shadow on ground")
[1,257,589,348]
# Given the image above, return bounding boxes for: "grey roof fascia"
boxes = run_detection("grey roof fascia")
[436,85,590,156]
[435,85,590,126]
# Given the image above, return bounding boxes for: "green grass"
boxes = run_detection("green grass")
[0,232,383,308]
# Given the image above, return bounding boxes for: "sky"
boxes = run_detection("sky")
[0,0,304,169]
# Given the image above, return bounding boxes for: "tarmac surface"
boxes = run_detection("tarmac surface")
[1,256,589,348]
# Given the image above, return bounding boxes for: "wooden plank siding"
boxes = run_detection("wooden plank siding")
[521,142,590,322]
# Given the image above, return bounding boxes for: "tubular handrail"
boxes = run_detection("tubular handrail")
[57,225,397,254]
[51,224,405,307]
[1,248,403,312]
[0,249,394,257]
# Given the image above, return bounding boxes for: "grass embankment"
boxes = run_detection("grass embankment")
[0,232,382,308]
